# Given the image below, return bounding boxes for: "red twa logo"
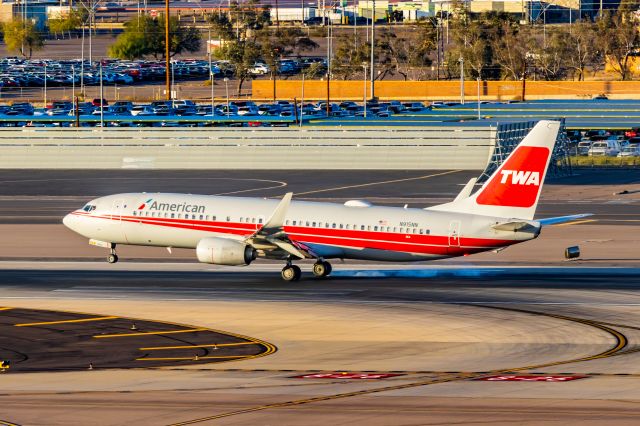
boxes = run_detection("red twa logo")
[476,146,550,208]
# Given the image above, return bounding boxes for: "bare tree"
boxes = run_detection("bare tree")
[491,24,534,81]
[597,9,640,81]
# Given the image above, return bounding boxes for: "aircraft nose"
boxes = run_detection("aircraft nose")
[62,213,75,230]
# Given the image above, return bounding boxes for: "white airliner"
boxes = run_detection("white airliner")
[63,120,588,281]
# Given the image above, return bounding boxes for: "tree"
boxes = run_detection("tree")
[561,21,600,81]
[2,18,44,59]
[209,0,270,94]
[448,11,510,80]
[109,15,201,60]
[597,10,640,81]
[491,23,534,82]
[329,35,370,80]
[374,21,436,81]
[48,9,84,39]
[258,27,318,79]
[530,28,567,81]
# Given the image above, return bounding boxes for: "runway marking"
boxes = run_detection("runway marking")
[293,170,463,196]
[140,342,258,351]
[552,219,598,227]
[137,356,247,361]
[94,328,208,338]
[166,306,631,426]
[14,316,117,327]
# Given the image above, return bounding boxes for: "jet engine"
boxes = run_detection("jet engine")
[196,237,256,266]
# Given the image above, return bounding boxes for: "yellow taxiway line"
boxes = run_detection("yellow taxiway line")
[94,328,208,339]
[139,342,257,351]
[553,219,598,227]
[0,307,13,311]
[15,316,117,327]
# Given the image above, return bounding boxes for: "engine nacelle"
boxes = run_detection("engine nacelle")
[196,237,256,266]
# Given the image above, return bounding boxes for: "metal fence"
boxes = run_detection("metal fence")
[478,120,571,182]
[0,125,498,170]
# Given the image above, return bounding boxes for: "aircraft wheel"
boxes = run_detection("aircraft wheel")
[107,254,119,264]
[312,261,332,278]
[281,265,301,282]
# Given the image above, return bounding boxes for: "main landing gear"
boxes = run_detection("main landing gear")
[107,245,118,264]
[281,263,301,282]
[281,260,332,282]
[312,261,332,278]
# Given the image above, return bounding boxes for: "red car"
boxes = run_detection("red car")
[92,98,108,107]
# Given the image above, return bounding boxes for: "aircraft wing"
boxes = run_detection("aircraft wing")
[244,192,315,260]
[537,213,593,226]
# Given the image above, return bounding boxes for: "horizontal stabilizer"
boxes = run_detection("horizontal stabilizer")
[537,213,593,226]
[492,221,539,232]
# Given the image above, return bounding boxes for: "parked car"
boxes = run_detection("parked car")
[92,98,108,107]
[576,140,592,156]
[130,105,155,116]
[249,63,270,75]
[588,140,620,157]
[618,144,640,157]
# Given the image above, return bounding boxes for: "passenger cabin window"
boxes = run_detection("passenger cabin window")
[171,213,175,218]
[293,220,297,226]
[361,225,365,230]
[374,226,378,231]
[226,216,230,221]
[258,218,263,224]
[332,223,336,228]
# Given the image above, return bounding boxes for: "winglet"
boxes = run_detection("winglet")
[262,192,293,231]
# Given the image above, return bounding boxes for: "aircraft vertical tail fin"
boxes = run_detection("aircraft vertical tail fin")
[428,120,560,220]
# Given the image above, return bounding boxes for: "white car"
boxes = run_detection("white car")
[237,106,259,116]
[618,144,640,157]
[588,140,621,157]
[130,105,154,116]
[249,63,270,75]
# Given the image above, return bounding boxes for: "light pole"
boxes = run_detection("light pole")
[80,26,85,95]
[224,77,229,116]
[99,62,104,127]
[459,56,464,105]
[209,28,215,121]
[72,65,75,101]
[165,0,171,101]
[370,0,375,99]
[299,72,305,127]
[362,63,367,118]
[477,77,481,120]
[43,64,47,108]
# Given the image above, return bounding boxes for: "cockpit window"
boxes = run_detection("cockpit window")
[82,204,97,212]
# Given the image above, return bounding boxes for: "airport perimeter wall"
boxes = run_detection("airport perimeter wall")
[253,80,640,101]
[0,126,497,170]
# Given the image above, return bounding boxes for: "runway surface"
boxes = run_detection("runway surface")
[0,168,639,424]
[1,263,640,425]
[0,168,638,225]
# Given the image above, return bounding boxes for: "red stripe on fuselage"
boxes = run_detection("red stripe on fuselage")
[71,212,514,256]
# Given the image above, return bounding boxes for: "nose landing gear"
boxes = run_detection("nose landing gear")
[107,245,118,264]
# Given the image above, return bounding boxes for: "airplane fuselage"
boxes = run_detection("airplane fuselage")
[64,192,539,262]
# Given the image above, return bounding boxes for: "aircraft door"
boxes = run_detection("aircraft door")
[111,199,127,242]
[448,220,461,247]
